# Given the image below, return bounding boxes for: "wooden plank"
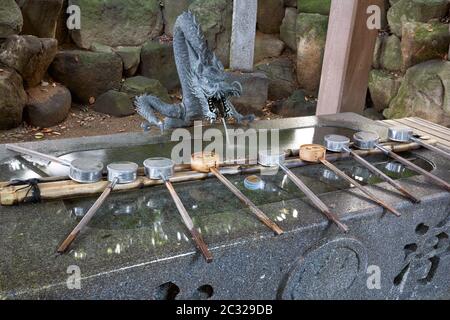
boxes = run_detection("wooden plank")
[397,120,450,143]
[316,0,357,115]
[406,117,450,136]
[384,119,450,148]
[340,0,383,113]
[317,0,382,115]
[394,119,450,143]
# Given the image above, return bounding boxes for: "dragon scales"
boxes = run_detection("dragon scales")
[135,11,255,131]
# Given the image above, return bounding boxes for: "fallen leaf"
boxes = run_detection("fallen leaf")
[42,128,53,133]
[52,132,61,136]
[89,97,95,104]
[34,133,44,139]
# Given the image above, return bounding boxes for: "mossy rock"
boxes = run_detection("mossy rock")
[272,89,316,117]
[90,42,114,53]
[368,69,402,112]
[255,57,297,100]
[384,60,450,126]
[297,0,331,15]
[189,0,233,67]
[280,7,298,51]
[387,0,449,37]
[140,40,179,91]
[257,0,285,34]
[0,67,27,129]
[49,50,123,103]
[296,12,328,41]
[19,0,63,38]
[114,46,141,77]
[296,13,328,95]
[401,21,450,70]
[380,35,402,72]
[0,35,58,87]
[68,0,162,49]
[94,90,135,117]
[162,0,193,36]
[121,76,171,103]
[0,0,23,38]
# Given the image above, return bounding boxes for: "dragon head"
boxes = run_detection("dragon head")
[189,53,242,121]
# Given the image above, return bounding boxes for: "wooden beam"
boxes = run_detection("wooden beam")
[316,0,382,115]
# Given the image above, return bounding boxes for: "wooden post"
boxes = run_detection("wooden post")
[230,0,258,71]
[316,0,382,115]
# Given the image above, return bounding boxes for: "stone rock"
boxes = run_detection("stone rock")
[163,0,193,37]
[55,0,69,45]
[49,50,123,103]
[0,0,23,38]
[372,35,384,69]
[140,41,179,91]
[255,57,297,100]
[379,0,390,30]
[285,0,297,7]
[257,0,285,34]
[363,107,385,121]
[24,83,71,127]
[272,89,316,117]
[0,67,27,129]
[297,0,331,15]
[19,0,63,38]
[225,72,269,113]
[280,7,298,51]
[120,76,171,103]
[254,32,285,63]
[0,35,58,87]
[384,60,450,126]
[296,13,328,95]
[189,0,233,67]
[68,0,163,49]
[368,69,402,112]
[114,46,141,77]
[90,42,114,53]
[380,35,402,72]
[93,90,135,117]
[401,21,450,71]
[387,0,449,37]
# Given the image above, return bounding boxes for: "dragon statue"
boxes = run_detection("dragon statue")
[135,11,255,131]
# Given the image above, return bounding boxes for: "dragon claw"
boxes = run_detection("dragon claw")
[141,122,151,132]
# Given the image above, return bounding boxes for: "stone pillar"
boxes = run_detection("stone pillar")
[230,0,258,71]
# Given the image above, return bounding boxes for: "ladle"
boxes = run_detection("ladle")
[388,126,450,160]
[323,134,420,203]
[144,157,213,263]
[353,131,450,192]
[300,144,402,217]
[258,150,349,232]
[191,152,283,235]
[57,161,139,253]
[6,144,104,183]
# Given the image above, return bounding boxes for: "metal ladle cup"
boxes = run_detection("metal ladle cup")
[258,150,349,232]
[144,157,213,263]
[190,152,284,235]
[352,131,450,192]
[6,144,104,183]
[57,162,139,253]
[388,126,450,160]
[324,134,420,203]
